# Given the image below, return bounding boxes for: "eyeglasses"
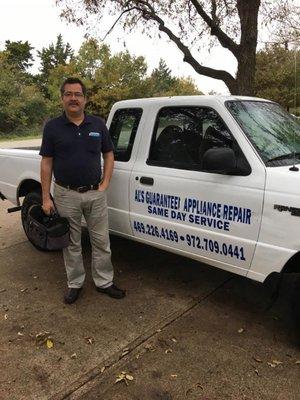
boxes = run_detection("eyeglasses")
[63,92,85,98]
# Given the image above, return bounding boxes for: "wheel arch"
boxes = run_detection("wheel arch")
[281,252,300,275]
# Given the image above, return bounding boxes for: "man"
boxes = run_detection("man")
[39,77,125,304]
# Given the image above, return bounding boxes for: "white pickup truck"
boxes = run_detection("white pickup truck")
[1,95,300,288]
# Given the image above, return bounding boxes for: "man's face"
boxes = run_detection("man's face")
[61,83,86,116]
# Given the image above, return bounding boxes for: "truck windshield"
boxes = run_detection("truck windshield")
[226,100,300,166]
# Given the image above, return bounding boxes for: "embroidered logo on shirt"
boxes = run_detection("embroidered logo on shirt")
[89,131,101,137]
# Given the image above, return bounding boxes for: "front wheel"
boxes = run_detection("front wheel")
[292,277,300,341]
[21,191,50,251]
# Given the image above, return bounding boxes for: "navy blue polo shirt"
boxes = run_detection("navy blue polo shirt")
[39,113,113,186]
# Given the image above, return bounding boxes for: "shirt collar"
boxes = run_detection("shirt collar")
[61,112,92,125]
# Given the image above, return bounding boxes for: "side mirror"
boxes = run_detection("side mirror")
[202,147,248,175]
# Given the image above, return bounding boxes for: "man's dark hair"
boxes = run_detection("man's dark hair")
[60,77,87,97]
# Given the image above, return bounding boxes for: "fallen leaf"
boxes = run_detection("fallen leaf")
[253,357,263,363]
[20,288,28,293]
[33,275,38,279]
[115,376,124,384]
[35,331,51,346]
[17,332,24,336]
[295,361,300,365]
[115,372,133,385]
[157,329,162,332]
[165,348,172,354]
[238,328,244,333]
[267,360,283,368]
[85,337,94,345]
[71,353,77,359]
[254,369,259,376]
[46,339,54,349]
[195,383,203,389]
[122,349,129,356]
[100,366,106,373]
[170,374,177,378]
[4,314,8,320]
[171,338,177,343]
[272,360,283,366]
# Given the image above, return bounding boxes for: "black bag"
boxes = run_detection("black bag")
[27,205,70,250]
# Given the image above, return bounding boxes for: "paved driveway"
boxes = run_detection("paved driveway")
[0,199,299,400]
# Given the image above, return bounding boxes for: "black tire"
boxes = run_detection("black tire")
[21,191,50,252]
[292,277,300,342]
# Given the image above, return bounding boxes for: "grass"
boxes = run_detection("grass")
[0,133,41,142]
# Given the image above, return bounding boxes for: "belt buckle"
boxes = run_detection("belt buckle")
[77,186,87,193]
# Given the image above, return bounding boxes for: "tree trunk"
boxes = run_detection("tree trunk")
[234,0,261,95]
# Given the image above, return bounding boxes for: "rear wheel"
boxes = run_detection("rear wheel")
[21,191,50,251]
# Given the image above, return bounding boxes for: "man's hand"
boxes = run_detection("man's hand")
[98,181,109,192]
[42,198,55,215]
[99,151,114,192]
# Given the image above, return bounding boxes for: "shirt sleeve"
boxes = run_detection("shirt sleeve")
[39,122,54,157]
[100,120,114,154]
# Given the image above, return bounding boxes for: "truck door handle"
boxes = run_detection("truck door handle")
[140,176,154,185]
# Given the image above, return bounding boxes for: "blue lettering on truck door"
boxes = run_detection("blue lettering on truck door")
[129,106,265,275]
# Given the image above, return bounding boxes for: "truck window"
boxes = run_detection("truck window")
[109,108,143,161]
[226,100,300,167]
[148,106,235,171]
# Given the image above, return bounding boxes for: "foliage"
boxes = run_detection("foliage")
[36,34,74,97]
[0,37,200,135]
[57,0,299,95]
[4,40,34,71]
[144,58,201,98]
[44,40,200,118]
[0,54,48,136]
[38,34,74,78]
[255,45,300,111]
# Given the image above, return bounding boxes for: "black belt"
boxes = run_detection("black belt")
[55,181,99,193]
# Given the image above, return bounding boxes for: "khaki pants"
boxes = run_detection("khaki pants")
[54,183,113,289]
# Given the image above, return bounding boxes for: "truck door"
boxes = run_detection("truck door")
[129,105,265,276]
[106,107,143,236]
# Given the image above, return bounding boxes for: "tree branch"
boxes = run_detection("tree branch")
[88,0,237,92]
[189,0,239,58]
[101,7,136,40]
[142,10,237,92]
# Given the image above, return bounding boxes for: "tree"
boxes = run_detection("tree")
[86,46,149,117]
[38,34,74,77]
[145,58,201,97]
[45,40,201,118]
[0,53,48,135]
[255,45,300,111]
[4,40,34,71]
[57,0,299,95]
[150,59,177,93]
[36,34,74,97]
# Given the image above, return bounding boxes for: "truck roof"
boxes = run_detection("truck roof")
[112,95,272,108]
